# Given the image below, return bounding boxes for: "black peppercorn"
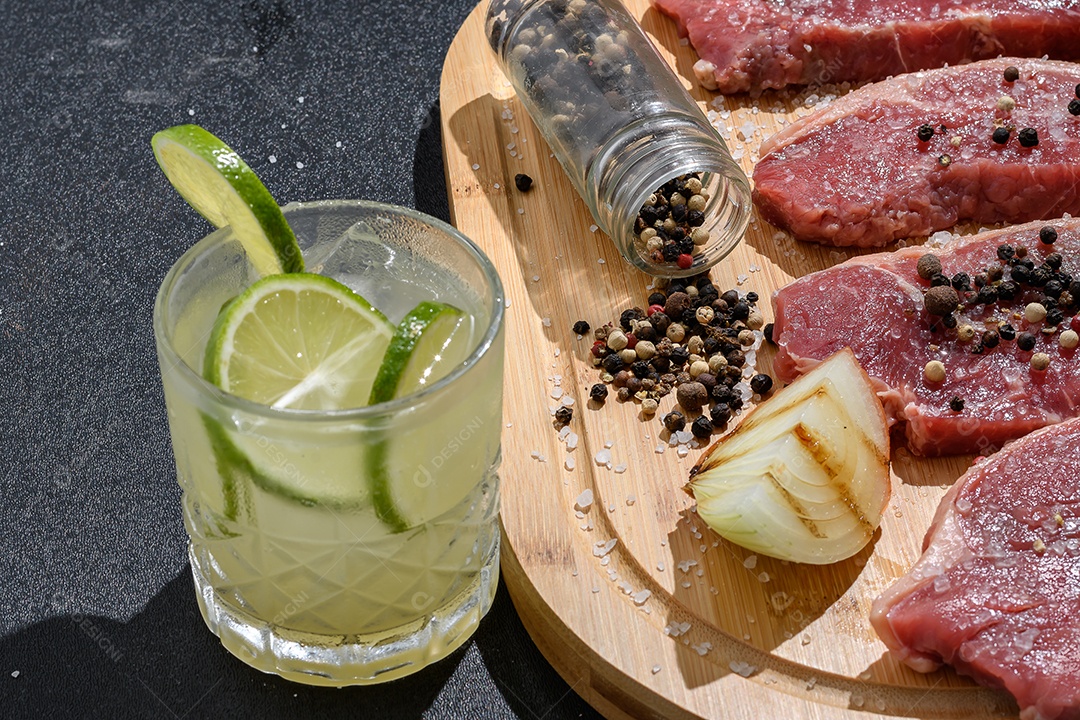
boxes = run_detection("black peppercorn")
[555,406,573,425]
[572,320,590,335]
[731,301,750,321]
[514,173,533,192]
[949,396,965,412]
[930,273,951,287]
[725,350,745,367]
[997,281,1019,301]
[589,383,608,402]
[1046,253,1063,270]
[1017,332,1037,351]
[763,322,775,344]
[691,415,713,439]
[686,209,705,227]
[1004,66,1020,82]
[745,291,759,304]
[631,360,651,379]
[709,403,732,428]
[750,374,773,395]
[1040,226,1059,245]
[1018,127,1039,147]
[1011,265,1031,284]
[601,353,624,373]
[1045,279,1065,299]
[1070,99,1080,117]
[949,272,970,291]
[1047,308,1064,326]
[992,126,1011,145]
[976,285,998,305]
[648,292,667,306]
[982,330,1000,349]
[999,323,1017,340]
[720,289,739,306]
[917,124,934,142]
[663,410,686,433]
[996,244,1015,261]
[942,313,958,329]
[1030,268,1051,287]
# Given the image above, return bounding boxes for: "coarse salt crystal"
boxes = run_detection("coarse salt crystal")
[566,433,579,450]
[651,665,661,674]
[677,559,698,572]
[614,464,627,474]
[550,387,564,400]
[633,589,652,605]
[626,494,636,506]
[541,317,552,327]
[693,641,713,656]
[654,443,666,454]
[594,538,618,557]
[589,224,598,232]
[559,426,572,441]
[268,155,277,163]
[743,555,758,569]
[472,163,480,170]
[575,488,594,511]
[565,455,576,471]
[594,449,612,465]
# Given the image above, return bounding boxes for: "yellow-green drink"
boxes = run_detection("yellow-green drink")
[154,200,505,685]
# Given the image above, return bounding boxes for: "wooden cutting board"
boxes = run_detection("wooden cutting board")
[440,3,1019,718]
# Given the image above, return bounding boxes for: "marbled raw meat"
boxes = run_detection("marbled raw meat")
[771,218,1080,456]
[871,417,1080,720]
[752,58,1080,247]
[653,0,1080,94]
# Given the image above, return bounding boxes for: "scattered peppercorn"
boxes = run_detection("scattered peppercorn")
[1061,329,1079,349]
[663,410,686,433]
[1017,127,1039,147]
[590,383,608,402]
[750,374,773,395]
[949,396,965,412]
[572,320,591,335]
[1025,302,1048,323]
[924,285,960,316]
[1017,332,1037,351]
[676,381,708,413]
[691,415,713,439]
[1076,83,1080,98]
[514,173,533,192]
[1004,66,1020,82]
[1031,352,1051,371]
[763,322,775,345]
[924,360,946,383]
[999,323,1017,341]
[916,124,934,142]
[982,330,1000,349]
[1070,99,1080,116]
[1040,226,1059,245]
[992,127,1011,145]
[938,154,952,167]
[917,253,942,280]
[555,405,573,425]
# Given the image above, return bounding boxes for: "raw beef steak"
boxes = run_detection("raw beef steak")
[771,218,1080,456]
[653,0,1080,94]
[871,417,1080,720]
[752,58,1080,247]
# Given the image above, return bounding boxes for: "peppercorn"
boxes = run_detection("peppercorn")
[588,383,608,403]
[1046,253,1063,270]
[917,124,934,142]
[976,285,998,305]
[930,273,951,287]
[1018,128,1039,147]
[937,154,952,167]
[1017,332,1037,351]
[924,285,960,316]
[725,349,745,367]
[1040,226,1058,245]
[663,410,686,433]
[555,406,573,425]
[997,281,1019,300]
[691,415,713,439]
[1025,302,1048,323]
[1076,83,1080,98]
[731,301,750,321]
[616,387,632,402]
[601,353,624,373]
[916,253,942,280]
[514,173,533,192]
[1070,99,1080,117]
[982,330,1000,349]
[949,396,965,412]
[750,374,773,395]
[1031,352,1051,371]
[669,345,689,367]
[573,320,590,335]
[924,360,946,383]
[676,381,708,413]
[763,322,774,345]
[992,127,1011,145]
[1004,66,1020,82]
[1047,308,1064,327]
[942,313,958,329]
[999,323,1017,340]
[1060,329,1079,349]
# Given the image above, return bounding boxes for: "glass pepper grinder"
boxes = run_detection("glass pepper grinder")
[486,0,751,277]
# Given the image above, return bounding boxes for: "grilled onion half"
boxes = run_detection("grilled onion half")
[687,349,890,564]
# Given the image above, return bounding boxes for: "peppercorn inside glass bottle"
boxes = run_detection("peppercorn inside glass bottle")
[485,0,751,278]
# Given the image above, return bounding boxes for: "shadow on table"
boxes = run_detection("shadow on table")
[0,569,467,720]
[1,568,599,720]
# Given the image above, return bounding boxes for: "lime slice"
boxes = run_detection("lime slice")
[369,301,470,404]
[367,301,475,532]
[204,273,394,410]
[151,124,304,276]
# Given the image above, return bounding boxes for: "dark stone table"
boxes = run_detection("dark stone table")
[0,2,601,717]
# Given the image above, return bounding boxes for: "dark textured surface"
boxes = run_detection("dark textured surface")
[0,1,599,717]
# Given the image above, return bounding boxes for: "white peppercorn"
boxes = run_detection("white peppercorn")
[607,329,628,351]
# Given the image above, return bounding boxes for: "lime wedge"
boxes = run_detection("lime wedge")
[367,301,475,532]
[369,301,471,404]
[151,124,304,276]
[204,273,394,410]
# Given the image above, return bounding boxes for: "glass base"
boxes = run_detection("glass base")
[188,537,500,686]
